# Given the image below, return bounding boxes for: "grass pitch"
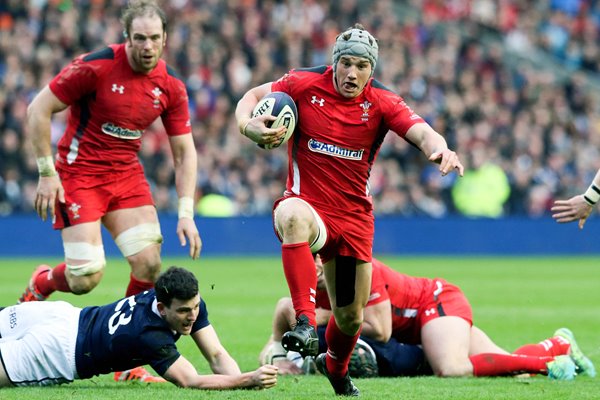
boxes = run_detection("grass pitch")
[0,256,598,399]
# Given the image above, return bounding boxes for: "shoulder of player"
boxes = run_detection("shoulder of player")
[79,45,119,67]
[69,44,121,80]
[365,79,407,109]
[280,65,330,95]
[293,65,329,75]
[78,45,115,63]
[158,61,187,95]
[367,79,402,100]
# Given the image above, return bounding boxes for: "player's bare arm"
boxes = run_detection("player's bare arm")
[235,83,286,146]
[361,299,393,342]
[405,123,464,177]
[27,86,69,221]
[162,355,278,390]
[169,134,201,259]
[192,325,241,375]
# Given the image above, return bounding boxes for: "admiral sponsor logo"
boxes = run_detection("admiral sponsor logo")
[308,138,364,160]
[101,122,143,140]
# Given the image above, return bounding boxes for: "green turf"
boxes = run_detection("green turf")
[0,256,598,399]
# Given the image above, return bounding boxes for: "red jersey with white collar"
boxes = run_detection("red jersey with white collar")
[271,66,424,213]
[49,43,191,174]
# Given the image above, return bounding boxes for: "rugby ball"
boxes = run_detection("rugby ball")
[252,91,297,149]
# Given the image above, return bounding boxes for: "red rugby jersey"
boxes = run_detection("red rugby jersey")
[315,258,443,343]
[49,43,191,174]
[271,66,424,213]
[372,259,436,337]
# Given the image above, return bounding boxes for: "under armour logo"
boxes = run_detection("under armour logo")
[311,96,325,106]
[424,308,436,317]
[112,84,124,94]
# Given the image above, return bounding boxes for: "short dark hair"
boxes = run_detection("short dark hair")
[121,0,167,39]
[155,266,199,307]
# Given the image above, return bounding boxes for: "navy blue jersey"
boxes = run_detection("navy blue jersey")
[75,289,209,379]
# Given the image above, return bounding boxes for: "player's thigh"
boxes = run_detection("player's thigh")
[103,205,159,237]
[469,325,509,356]
[421,316,472,375]
[61,220,103,245]
[0,362,9,387]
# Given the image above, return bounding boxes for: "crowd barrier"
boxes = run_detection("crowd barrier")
[0,214,598,257]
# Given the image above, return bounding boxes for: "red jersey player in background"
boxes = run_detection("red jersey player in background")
[260,256,595,380]
[235,23,464,396]
[20,0,200,382]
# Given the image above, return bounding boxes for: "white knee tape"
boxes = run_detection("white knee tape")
[63,242,106,276]
[115,223,163,257]
[274,198,327,253]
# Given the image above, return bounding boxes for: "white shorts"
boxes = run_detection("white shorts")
[0,301,81,386]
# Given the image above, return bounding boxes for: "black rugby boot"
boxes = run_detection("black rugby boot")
[281,314,319,357]
[316,353,360,396]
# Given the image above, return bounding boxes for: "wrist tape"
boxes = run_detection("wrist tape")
[178,196,194,219]
[36,155,57,177]
[583,184,600,206]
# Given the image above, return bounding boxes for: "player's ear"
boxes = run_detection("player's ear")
[163,32,167,47]
[157,302,166,316]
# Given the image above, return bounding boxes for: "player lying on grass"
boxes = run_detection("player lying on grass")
[260,256,595,380]
[0,266,278,389]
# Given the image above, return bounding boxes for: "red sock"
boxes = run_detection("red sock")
[325,314,360,378]
[281,242,317,327]
[513,336,571,357]
[470,353,554,376]
[125,273,154,297]
[36,263,71,296]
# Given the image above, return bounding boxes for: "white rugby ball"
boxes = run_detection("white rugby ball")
[252,91,298,149]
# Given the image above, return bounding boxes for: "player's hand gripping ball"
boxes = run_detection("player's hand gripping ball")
[252,91,297,149]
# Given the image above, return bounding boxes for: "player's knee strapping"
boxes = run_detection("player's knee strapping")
[274,198,327,253]
[335,255,356,307]
[63,242,106,276]
[115,223,163,257]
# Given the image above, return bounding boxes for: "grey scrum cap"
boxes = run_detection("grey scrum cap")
[332,27,378,75]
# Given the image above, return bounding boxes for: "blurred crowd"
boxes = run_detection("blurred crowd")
[1,0,600,218]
